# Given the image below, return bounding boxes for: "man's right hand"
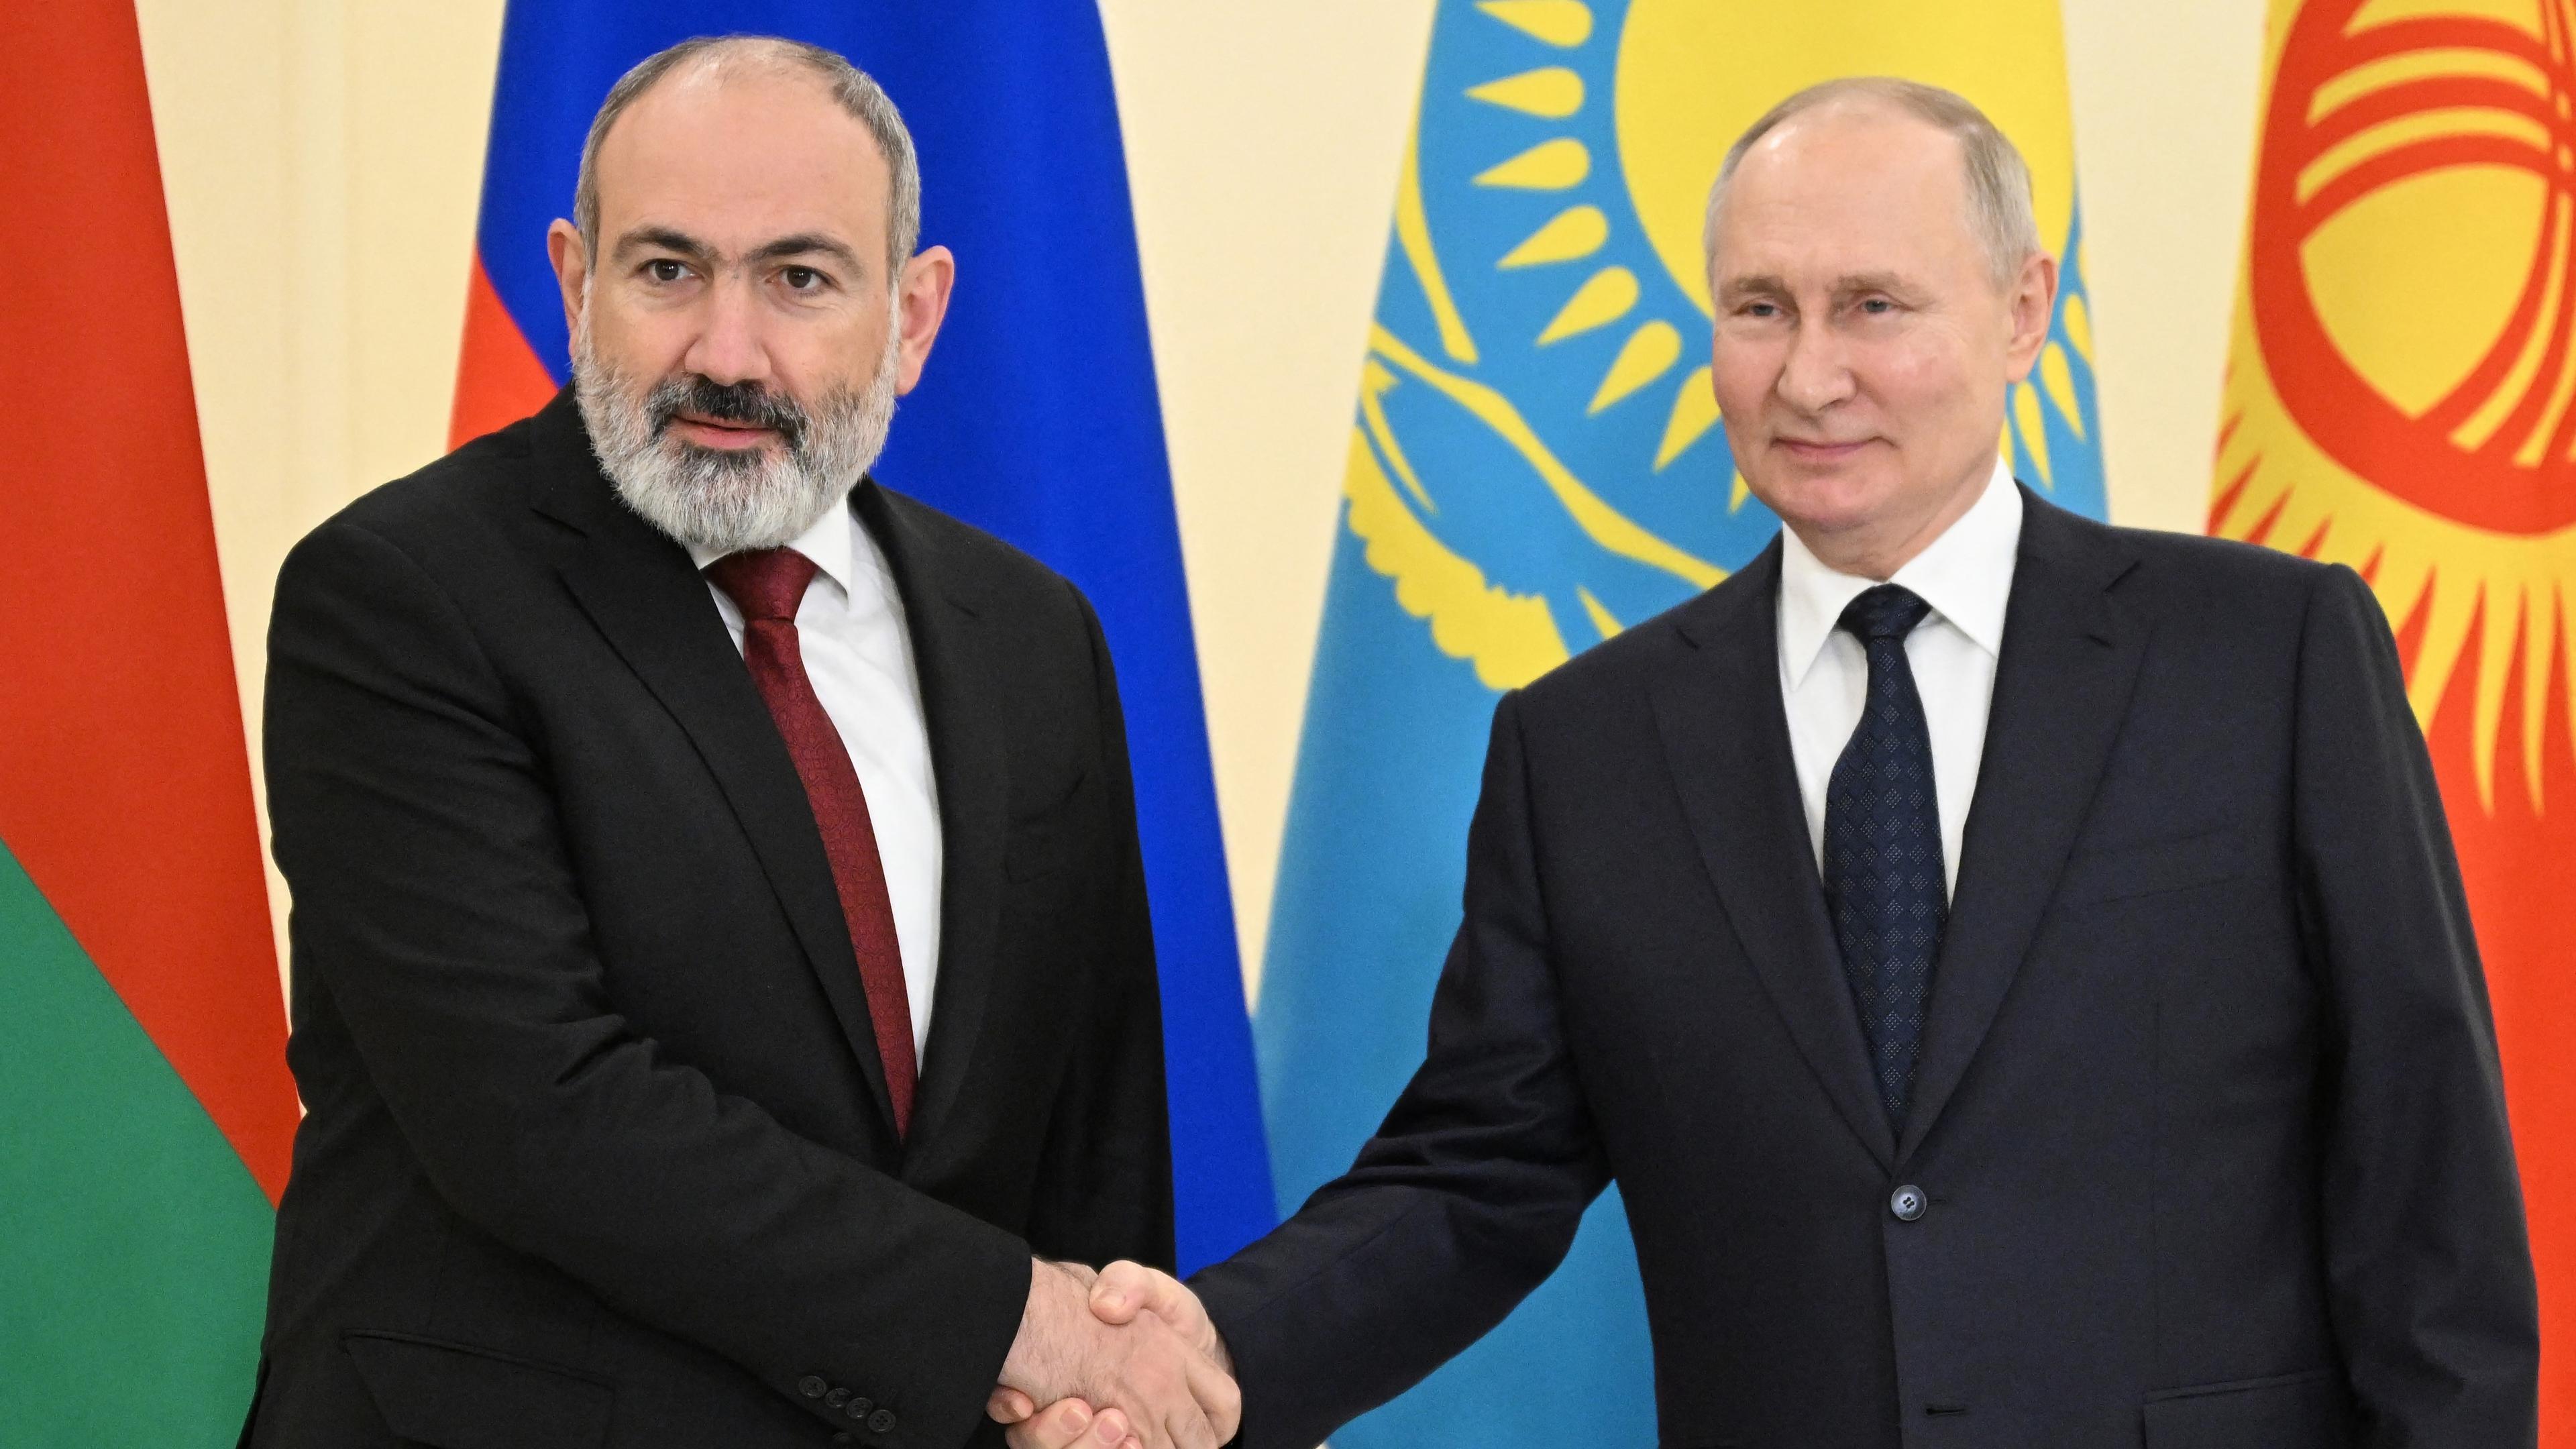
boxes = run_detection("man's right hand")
[997,1259,1238,1449]
[990,1261,1236,1449]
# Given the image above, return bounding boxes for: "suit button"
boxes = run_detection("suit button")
[833,1436,853,1446]
[1890,1184,1927,1222]
[846,1398,872,1419]
[800,1376,828,1399]
[868,1408,898,1434]
[825,1387,852,1408]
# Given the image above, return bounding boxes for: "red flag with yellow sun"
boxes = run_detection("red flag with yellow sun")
[2212,0,2576,1430]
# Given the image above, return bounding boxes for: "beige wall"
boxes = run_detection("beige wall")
[134,2,2267,1002]
[136,0,504,979]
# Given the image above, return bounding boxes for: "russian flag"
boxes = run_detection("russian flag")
[451,1,1275,1273]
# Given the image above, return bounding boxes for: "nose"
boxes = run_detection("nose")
[1776,315,1854,415]
[682,272,772,388]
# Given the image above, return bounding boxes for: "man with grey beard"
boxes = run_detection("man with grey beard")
[244,35,1236,1449]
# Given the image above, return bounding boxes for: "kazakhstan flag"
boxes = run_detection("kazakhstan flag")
[1256,3,2109,1444]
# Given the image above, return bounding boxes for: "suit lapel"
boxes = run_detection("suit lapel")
[1897,492,2146,1162]
[854,483,1010,1161]
[528,395,898,1132]
[1654,542,1896,1170]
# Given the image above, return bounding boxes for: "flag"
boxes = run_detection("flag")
[0,3,300,1444]
[2211,1,2576,1435]
[1257,3,2106,1442]
[451,1,1274,1271]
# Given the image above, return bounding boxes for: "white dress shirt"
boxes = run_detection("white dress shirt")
[1778,460,2023,898]
[690,500,944,1059]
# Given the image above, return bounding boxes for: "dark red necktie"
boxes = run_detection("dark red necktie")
[706,548,916,1136]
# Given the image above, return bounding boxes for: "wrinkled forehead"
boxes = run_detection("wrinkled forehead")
[594,65,890,247]
[1713,107,1979,286]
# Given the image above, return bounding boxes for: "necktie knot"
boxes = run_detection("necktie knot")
[1838,583,1933,644]
[706,548,820,624]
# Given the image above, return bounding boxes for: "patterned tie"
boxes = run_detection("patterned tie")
[706,548,916,1136]
[1823,583,1947,1130]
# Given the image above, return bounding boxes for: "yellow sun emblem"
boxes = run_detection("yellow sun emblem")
[2212,0,2576,812]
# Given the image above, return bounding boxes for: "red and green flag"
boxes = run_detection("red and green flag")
[1,3,301,1443]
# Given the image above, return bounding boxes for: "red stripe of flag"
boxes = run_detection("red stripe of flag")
[449,253,559,451]
[0,0,297,1203]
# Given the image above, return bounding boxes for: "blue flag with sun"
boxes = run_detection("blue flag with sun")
[1255,2,2108,1443]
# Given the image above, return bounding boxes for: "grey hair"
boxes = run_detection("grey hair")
[573,34,921,281]
[1701,76,2041,288]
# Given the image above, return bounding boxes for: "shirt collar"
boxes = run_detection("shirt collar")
[1776,457,2023,689]
[686,490,860,600]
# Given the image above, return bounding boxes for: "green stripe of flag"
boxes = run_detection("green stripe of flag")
[1,837,273,1446]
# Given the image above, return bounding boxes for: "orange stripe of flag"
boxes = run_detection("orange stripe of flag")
[449,254,560,451]
[0,0,297,1203]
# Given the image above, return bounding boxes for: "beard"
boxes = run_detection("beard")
[573,307,904,556]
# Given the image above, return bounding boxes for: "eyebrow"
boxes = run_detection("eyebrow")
[613,225,713,263]
[1831,271,1913,298]
[1718,273,1789,302]
[1717,271,1920,302]
[746,233,863,271]
[611,226,866,276]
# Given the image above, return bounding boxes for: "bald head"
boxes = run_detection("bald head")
[575,34,920,275]
[1703,78,2040,291]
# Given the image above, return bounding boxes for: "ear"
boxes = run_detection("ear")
[892,244,957,396]
[2001,250,2059,385]
[547,219,589,350]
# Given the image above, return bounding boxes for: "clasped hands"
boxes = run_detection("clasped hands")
[993,1258,1234,1449]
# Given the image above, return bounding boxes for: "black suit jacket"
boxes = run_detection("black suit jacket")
[244,392,1171,1449]
[1192,492,2536,1449]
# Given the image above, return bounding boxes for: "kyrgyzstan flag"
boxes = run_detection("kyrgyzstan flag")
[2212,0,2576,1436]
[0,1,301,1443]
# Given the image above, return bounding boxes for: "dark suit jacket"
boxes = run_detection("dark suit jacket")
[1192,491,2536,1449]
[244,392,1172,1449]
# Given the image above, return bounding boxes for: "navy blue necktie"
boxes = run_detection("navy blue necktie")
[1823,583,1947,1129]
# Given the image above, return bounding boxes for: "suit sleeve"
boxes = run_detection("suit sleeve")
[1023,588,1176,1272]
[263,518,1031,1449]
[2294,564,2540,1446]
[1188,690,1611,1449]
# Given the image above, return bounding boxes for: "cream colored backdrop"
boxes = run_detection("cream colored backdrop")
[132,1,2266,999]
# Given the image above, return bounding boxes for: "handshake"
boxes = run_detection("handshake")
[991,1258,1238,1449]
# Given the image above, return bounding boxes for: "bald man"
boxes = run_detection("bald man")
[1008,78,2536,1449]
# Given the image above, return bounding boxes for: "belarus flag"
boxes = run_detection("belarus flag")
[0,3,300,1444]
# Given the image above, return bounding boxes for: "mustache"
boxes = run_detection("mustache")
[645,376,810,451]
